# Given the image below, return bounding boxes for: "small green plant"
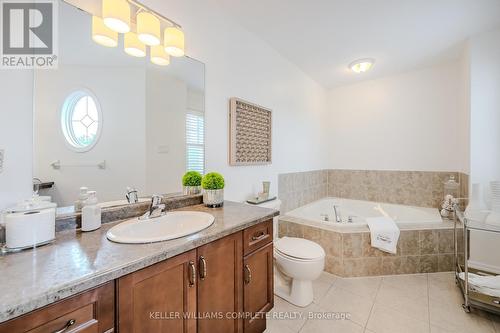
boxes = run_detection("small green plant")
[182,171,202,187]
[202,172,225,190]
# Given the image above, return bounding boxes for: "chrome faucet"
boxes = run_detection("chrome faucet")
[126,187,139,204]
[333,205,342,223]
[140,195,165,220]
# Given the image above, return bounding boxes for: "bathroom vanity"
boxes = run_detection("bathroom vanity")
[0,2,277,331]
[0,202,277,333]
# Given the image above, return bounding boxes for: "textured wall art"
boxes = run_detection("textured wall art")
[229,98,272,165]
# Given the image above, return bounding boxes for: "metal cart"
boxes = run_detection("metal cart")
[454,207,500,314]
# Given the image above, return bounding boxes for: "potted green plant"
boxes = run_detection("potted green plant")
[202,172,225,207]
[182,171,202,195]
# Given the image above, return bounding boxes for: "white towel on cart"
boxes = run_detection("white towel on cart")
[366,216,400,254]
[459,272,500,297]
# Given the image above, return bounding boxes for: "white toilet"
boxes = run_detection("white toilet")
[274,236,325,307]
[249,199,326,307]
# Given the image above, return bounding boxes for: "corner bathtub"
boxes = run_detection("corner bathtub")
[286,197,443,230]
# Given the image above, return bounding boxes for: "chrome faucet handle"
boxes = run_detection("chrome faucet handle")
[126,187,139,204]
[139,195,165,220]
[150,195,163,207]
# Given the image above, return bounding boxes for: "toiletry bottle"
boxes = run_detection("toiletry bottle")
[74,187,89,212]
[82,191,101,232]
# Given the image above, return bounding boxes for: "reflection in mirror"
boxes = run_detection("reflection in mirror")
[33,0,205,208]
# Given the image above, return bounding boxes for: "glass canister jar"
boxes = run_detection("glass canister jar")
[441,175,460,219]
[444,175,459,199]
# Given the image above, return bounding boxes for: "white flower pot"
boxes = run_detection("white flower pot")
[184,186,201,195]
[203,189,224,208]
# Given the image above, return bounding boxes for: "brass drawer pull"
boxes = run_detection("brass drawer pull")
[244,265,252,284]
[188,261,196,287]
[53,319,76,333]
[252,231,267,241]
[199,256,207,280]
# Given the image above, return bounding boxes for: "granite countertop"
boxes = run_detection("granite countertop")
[0,201,278,323]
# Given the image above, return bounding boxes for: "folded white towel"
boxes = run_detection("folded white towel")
[366,216,400,254]
[459,272,500,297]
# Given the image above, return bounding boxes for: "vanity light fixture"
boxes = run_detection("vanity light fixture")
[124,32,146,57]
[92,16,118,47]
[94,0,185,65]
[151,45,170,66]
[349,58,375,73]
[102,0,131,33]
[164,27,185,57]
[137,12,161,46]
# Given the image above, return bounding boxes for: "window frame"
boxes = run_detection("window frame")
[186,110,205,175]
[60,88,103,153]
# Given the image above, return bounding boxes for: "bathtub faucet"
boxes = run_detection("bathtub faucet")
[333,205,342,223]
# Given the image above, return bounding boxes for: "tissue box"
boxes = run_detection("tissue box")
[5,201,56,250]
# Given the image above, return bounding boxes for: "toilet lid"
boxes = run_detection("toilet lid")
[275,237,325,260]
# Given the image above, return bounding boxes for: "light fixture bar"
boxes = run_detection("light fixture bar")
[127,0,181,28]
[60,0,181,29]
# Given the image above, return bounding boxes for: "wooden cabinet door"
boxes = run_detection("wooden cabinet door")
[118,250,197,333]
[0,282,114,333]
[197,232,243,333]
[243,243,274,333]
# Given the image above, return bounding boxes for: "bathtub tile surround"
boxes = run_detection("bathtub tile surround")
[278,170,328,213]
[278,219,464,277]
[279,169,469,214]
[328,169,469,209]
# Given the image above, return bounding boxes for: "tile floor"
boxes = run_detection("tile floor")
[266,271,500,333]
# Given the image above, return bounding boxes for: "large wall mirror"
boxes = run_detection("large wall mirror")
[33,0,205,208]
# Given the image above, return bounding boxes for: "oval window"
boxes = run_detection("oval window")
[61,90,102,152]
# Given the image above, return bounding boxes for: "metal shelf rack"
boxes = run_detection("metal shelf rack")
[454,207,500,314]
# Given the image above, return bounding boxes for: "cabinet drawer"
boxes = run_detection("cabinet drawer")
[27,304,97,333]
[0,282,114,333]
[243,220,273,256]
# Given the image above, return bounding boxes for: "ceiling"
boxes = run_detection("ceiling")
[211,0,500,88]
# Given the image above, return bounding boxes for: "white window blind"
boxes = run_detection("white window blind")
[186,111,205,174]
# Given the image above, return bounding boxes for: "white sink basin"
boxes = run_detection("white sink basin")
[106,211,215,244]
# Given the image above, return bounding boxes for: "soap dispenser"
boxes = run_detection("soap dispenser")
[75,187,89,212]
[82,191,101,232]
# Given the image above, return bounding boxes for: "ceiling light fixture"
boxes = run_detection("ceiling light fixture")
[349,58,375,73]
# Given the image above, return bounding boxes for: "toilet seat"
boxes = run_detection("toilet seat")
[275,237,325,261]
